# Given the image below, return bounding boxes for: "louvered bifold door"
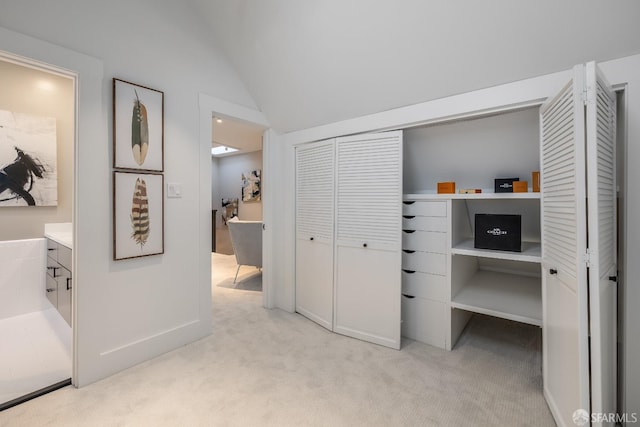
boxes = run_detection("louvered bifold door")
[585,61,618,426]
[333,130,402,349]
[295,139,335,331]
[540,64,590,427]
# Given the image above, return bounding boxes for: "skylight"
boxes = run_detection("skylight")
[211,145,239,156]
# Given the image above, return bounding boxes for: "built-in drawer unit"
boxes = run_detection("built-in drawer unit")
[401,294,446,348]
[402,200,447,217]
[401,270,448,302]
[401,230,447,253]
[400,197,450,349]
[402,251,447,276]
[402,215,447,232]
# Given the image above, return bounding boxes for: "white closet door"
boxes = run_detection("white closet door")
[295,140,335,330]
[540,64,590,426]
[585,61,618,425]
[334,130,402,349]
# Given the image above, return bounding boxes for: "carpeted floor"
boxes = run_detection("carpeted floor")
[0,254,554,426]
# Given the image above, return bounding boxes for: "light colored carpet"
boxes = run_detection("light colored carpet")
[0,253,554,426]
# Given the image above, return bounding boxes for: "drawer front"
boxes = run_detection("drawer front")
[402,230,447,253]
[57,245,72,271]
[401,251,447,276]
[401,270,448,302]
[47,258,61,279]
[401,295,446,348]
[402,201,447,217]
[47,239,58,261]
[402,215,447,232]
[46,274,58,307]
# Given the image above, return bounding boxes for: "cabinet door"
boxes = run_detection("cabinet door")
[334,131,402,349]
[295,139,335,330]
[585,61,618,423]
[540,64,590,426]
[541,62,617,426]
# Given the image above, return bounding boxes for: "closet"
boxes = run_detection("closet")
[294,61,617,427]
[295,131,403,349]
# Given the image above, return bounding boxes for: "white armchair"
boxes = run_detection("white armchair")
[227,217,263,283]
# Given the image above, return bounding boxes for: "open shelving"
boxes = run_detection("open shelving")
[404,192,541,201]
[450,269,542,326]
[451,239,541,263]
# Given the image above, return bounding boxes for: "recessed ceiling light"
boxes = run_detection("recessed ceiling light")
[215,117,223,123]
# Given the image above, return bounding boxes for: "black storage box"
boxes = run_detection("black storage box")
[494,177,519,193]
[474,214,522,252]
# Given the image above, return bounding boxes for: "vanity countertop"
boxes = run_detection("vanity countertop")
[44,223,72,249]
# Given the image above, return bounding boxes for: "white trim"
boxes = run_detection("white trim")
[1,24,104,387]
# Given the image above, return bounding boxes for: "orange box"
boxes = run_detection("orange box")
[437,182,455,194]
[513,181,528,192]
[532,171,540,192]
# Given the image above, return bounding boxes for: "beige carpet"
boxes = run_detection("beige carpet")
[0,253,554,426]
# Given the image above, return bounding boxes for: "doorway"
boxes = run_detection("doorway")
[211,116,266,291]
[198,94,271,308]
[0,53,76,410]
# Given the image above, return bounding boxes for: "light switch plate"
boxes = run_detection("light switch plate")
[167,183,182,198]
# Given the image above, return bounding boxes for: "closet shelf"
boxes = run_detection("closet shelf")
[451,239,542,263]
[404,192,541,201]
[451,270,542,326]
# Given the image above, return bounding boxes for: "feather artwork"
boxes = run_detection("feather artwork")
[131,89,149,165]
[130,177,150,247]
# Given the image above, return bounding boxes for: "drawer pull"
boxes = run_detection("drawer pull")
[363,243,368,248]
[401,293,416,299]
[47,266,60,278]
[309,237,314,241]
[46,288,56,293]
[402,215,416,219]
[402,249,416,254]
[402,230,416,234]
[48,248,57,251]
[549,268,558,275]
[66,277,72,290]
[402,269,416,274]
[402,201,415,205]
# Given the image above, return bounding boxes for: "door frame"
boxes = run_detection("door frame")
[198,94,272,307]
[0,49,79,385]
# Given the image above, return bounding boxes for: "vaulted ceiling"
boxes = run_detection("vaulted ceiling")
[189,0,640,134]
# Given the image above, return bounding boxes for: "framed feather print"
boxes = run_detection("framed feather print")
[113,79,164,172]
[113,171,164,260]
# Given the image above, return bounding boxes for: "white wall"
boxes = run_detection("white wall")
[403,108,540,193]
[0,0,258,387]
[217,151,263,222]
